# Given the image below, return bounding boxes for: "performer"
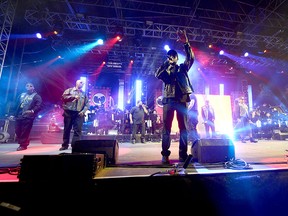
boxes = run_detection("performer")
[59,80,89,150]
[234,97,258,143]
[201,100,216,138]
[10,82,42,151]
[188,93,200,143]
[130,100,148,144]
[155,29,195,164]
[150,109,161,135]
[121,108,131,134]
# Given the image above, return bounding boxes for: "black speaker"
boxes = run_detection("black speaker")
[72,139,119,166]
[194,138,235,163]
[18,153,102,184]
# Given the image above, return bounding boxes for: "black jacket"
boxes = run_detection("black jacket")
[155,42,194,103]
[15,92,42,119]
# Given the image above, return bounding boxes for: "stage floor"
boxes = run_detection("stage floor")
[1,137,288,216]
[0,137,287,182]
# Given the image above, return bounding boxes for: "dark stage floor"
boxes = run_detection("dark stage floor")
[1,136,288,215]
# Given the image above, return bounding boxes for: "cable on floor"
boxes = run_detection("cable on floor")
[224,158,253,170]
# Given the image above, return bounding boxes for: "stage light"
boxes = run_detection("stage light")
[219,84,224,96]
[219,50,224,55]
[116,35,122,41]
[164,45,170,52]
[118,79,124,111]
[36,33,42,39]
[97,39,104,45]
[135,80,142,105]
[244,52,249,57]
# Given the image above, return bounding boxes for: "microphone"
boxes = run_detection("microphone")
[183,154,193,169]
[167,55,173,61]
[166,154,193,176]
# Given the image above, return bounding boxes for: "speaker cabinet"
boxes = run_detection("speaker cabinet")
[72,139,119,166]
[18,153,103,184]
[193,138,235,163]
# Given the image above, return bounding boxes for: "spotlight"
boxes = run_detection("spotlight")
[97,39,104,45]
[116,35,122,41]
[36,33,42,39]
[164,45,170,52]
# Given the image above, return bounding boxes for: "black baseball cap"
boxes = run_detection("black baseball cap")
[167,49,178,58]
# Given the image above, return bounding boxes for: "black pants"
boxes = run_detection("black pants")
[161,100,188,160]
[62,110,84,148]
[131,122,146,141]
[15,118,34,148]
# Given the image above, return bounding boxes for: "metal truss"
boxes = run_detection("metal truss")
[19,0,288,74]
[23,0,288,52]
[0,0,18,79]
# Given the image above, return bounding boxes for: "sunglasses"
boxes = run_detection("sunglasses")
[26,85,33,87]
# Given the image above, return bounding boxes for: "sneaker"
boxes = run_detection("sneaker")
[17,146,27,151]
[250,138,258,143]
[131,139,136,144]
[141,138,145,143]
[59,146,68,151]
[162,156,170,164]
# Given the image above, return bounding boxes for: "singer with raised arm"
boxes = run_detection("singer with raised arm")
[59,80,89,151]
[155,29,195,164]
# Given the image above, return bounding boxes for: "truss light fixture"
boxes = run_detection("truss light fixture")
[116,35,122,41]
[164,45,170,52]
[35,33,42,39]
[96,39,104,45]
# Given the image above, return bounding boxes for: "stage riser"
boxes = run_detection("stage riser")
[2,169,288,215]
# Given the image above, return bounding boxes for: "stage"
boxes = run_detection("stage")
[0,137,288,180]
[0,137,288,215]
